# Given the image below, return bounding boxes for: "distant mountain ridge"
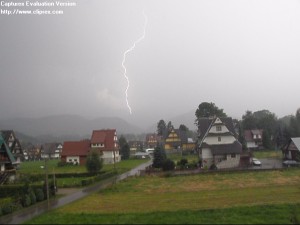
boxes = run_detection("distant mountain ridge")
[0,115,143,141]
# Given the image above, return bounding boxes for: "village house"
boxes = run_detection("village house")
[244,129,264,150]
[1,130,23,164]
[41,143,63,159]
[282,137,300,161]
[61,129,121,165]
[0,134,17,172]
[61,139,91,165]
[162,128,195,152]
[198,117,242,169]
[145,133,160,148]
[90,129,120,164]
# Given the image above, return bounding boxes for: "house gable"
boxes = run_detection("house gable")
[198,117,242,169]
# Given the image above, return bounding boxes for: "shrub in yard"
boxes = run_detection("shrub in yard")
[162,159,175,171]
[35,188,44,202]
[21,194,31,207]
[86,150,103,173]
[29,190,36,205]
[2,203,12,215]
[0,207,2,216]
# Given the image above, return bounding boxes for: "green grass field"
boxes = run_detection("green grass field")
[18,158,149,175]
[24,168,300,224]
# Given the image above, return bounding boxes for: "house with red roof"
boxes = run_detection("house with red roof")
[61,129,120,165]
[61,140,91,165]
[90,129,120,164]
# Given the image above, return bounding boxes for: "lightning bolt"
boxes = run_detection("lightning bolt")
[122,11,148,114]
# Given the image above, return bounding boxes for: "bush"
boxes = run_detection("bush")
[21,194,31,207]
[2,203,12,215]
[29,190,36,205]
[35,188,44,202]
[162,159,175,171]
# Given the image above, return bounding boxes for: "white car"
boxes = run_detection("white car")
[252,158,261,166]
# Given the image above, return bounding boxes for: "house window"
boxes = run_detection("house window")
[231,154,236,158]
[216,126,222,131]
[218,137,221,142]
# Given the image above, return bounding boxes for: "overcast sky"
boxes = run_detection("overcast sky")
[1,0,300,128]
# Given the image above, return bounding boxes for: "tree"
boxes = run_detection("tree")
[167,121,173,132]
[162,159,175,171]
[262,130,272,149]
[118,135,127,149]
[118,135,130,160]
[86,150,103,173]
[121,143,130,160]
[152,145,166,168]
[241,110,257,130]
[179,124,188,132]
[195,102,227,126]
[157,119,166,136]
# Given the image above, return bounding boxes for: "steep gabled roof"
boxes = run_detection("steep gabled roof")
[0,135,16,164]
[1,130,14,143]
[91,129,117,151]
[203,141,242,155]
[198,117,236,142]
[61,140,91,157]
[291,137,300,151]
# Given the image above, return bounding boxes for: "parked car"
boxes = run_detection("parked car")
[282,160,300,167]
[252,158,261,166]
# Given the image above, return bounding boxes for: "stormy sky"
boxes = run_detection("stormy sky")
[1,0,300,128]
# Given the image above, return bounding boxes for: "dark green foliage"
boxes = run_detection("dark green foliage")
[121,143,130,160]
[86,150,103,174]
[195,102,227,125]
[152,145,166,168]
[1,203,12,215]
[119,135,130,160]
[162,159,175,171]
[35,188,44,202]
[21,194,31,207]
[157,119,166,135]
[29,190,36,205]
[262,129,272,149]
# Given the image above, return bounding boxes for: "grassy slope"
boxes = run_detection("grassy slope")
[24,169,300,224]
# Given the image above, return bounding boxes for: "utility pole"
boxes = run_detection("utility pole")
[45,158,49,209]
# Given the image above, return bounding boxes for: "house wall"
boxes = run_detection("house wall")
[203,136,235,145]
[201,148,213,168]
[1,164,4,172]
[66,156,80,165]
[246,141,257,148]
[216,154,240,169]
[209,125,229,133]
[101,150,120,164]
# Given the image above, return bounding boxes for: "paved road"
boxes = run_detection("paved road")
[250,158,283,170]
[0,160,152,225]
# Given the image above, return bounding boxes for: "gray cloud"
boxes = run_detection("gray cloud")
[1,0,300,128]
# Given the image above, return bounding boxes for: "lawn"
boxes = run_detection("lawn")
[252,150,282,159]
[24,168,300,224]
[18,158,149,175]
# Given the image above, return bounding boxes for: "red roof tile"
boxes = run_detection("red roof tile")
[61,140,91,157]
[91,129,118,151]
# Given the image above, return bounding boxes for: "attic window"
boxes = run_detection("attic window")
[216,126,222,131]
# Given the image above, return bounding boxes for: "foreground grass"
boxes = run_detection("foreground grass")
[24,168,300,224]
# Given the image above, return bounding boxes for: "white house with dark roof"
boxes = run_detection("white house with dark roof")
[282,137,300,161]
[198,117,242,169]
